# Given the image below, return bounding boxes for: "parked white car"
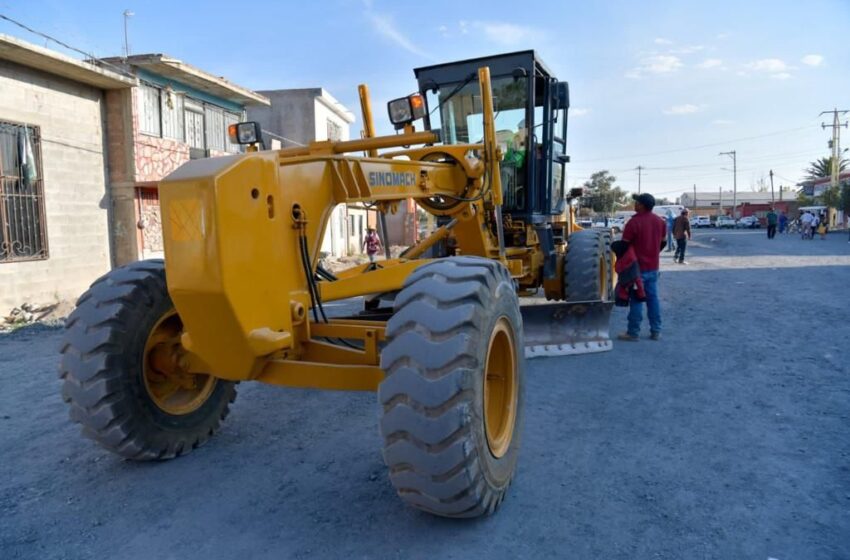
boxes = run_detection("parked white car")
[716,216,736,228]
[695,215,711,228]
[737,216,760,228]
[610,217,626,233]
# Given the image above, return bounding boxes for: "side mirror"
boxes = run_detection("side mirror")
[554,82,570,110]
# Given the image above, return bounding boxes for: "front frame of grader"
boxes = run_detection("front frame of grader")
[161,67,509,391]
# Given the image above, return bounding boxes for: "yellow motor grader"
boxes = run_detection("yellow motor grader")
[60,51,613,518]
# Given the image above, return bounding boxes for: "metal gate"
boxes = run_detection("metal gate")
[0,121,48,262]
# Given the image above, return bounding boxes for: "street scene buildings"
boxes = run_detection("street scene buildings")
[0,35,365,316]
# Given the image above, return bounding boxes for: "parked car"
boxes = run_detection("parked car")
[737,216,761,228]
[610,217,626,233]
[577,218,593,228]
[716,215,736,228]
[695,215,711,228]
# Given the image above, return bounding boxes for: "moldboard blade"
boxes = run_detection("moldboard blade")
[520,301,614,358]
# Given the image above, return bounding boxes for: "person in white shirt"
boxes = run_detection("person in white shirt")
[800,211,814,240]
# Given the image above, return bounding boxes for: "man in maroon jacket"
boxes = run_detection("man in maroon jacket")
[618,193,666,341]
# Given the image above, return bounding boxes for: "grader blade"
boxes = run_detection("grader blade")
[520,301,614,358]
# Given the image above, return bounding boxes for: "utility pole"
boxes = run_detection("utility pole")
[769,169,775,205]
[819,108,849,194]
[720,151,737,219]
[693,184,697,211]
[718,186,723,216]
[636,165,644,194]
[123,10,134,59]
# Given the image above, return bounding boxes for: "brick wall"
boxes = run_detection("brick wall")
[0,60,112,316]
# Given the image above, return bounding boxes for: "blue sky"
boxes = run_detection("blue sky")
[2,0,848,199]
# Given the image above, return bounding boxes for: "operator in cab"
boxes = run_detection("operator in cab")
[618,193,666,342]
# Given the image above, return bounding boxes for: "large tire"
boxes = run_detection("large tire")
[59,259,237,461]
[564,230,610,302]
[379,257,525,518]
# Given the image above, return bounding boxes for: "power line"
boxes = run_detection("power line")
[579,124,820,163]
[0,13,134,79]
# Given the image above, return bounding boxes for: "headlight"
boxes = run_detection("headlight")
[227,122,262,145]
[388,97,413,126]
[387,94,427,128]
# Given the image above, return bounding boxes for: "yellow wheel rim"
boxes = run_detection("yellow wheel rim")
[483,317,518,458]
[142,310,216,416]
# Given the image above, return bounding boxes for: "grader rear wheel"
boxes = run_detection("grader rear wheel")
[564,230,611,302]
[379,257,524,518]
[60,259,236,460]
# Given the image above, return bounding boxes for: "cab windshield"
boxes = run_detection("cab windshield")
[427,75,528,153]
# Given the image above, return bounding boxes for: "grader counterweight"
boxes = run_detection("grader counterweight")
[59,51,614,518]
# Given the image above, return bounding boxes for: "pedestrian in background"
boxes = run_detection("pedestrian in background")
[811,213,820,240]
[618,193,666,342]
[778,211,788,234]
[800,210,814,239]
[673,208,691,264]
[666,210,674,252]
[362,228,382,263]
[766,207,778,239]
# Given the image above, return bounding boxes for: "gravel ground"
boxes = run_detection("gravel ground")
[1,229,848,559]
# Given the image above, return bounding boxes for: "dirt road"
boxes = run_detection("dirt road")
[2,229,848,559]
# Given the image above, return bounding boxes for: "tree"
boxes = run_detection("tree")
[582,170,628,215]
[804,156,848,180]
[841,183,850,212]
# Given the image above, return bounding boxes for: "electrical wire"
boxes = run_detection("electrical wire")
[0,13,135,80]
[578,125,822,163]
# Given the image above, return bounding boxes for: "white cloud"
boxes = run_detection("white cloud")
[802,54,824,67]
[712,119,734,126]
[459,20,469,35]
[670,45,705,54]
[745,58,789,73]
[663,103,705,115]
[743,58,794,79]
[654,37,673,45]
[697,58,723,69]
[473,21,545,46]
[438,25,449,38]
[716,32,729,40]
[627,54,684,78]
[366,10,431,59]
[571,108,590,117]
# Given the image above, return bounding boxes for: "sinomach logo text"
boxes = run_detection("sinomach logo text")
[368,171,416,188]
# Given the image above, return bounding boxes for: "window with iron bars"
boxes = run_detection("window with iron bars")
[0,121,48,262]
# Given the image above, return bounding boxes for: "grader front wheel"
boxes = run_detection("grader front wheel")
[379,257,525,518]
[60,260,236,461]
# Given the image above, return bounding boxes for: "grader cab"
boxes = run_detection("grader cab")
[59,51,614,518]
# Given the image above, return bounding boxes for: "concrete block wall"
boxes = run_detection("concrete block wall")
[0,60,112,316]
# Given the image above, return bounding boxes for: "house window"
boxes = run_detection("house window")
[204,105,225,152]
[224,111,243,154]
[327,119,342,142]
[0,121,48,262]
[160,88,184,141]
[139,84,161,136]
[184,100,205,150]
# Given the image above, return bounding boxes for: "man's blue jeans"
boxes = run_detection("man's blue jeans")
[628,270,661,336]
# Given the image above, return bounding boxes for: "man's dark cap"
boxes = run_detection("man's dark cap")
[682,208,689,214]
[631,193,656,209]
